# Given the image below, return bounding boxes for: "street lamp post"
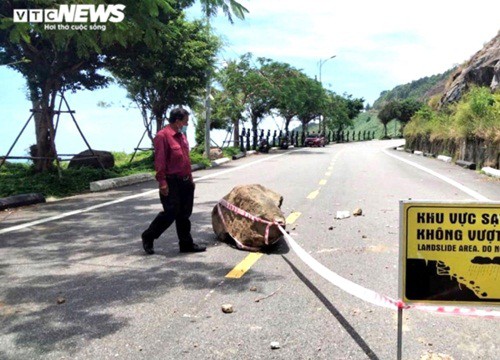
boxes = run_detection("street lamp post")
[204,10,212,160]
[318,55,336,134]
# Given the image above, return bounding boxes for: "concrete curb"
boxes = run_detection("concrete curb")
[90,152,258,192]
[211,158,231,167]
[456,160,476,170]
[437,155,452,163]
[482,167,500,178]
[0,193,46,211]
[90,163,210,192]
[402,149,500,179]
[90,173,155,192]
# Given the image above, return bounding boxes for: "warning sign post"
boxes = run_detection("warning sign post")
[400,200,500,305]
[397,200,499,359]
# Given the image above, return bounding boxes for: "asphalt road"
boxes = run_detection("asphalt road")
[1,140,499,360]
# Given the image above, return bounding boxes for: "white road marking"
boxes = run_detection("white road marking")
[383,149,490,201]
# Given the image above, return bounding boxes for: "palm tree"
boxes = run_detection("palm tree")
[200,0,249,22]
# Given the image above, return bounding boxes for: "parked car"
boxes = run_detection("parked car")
[304,133,325,147]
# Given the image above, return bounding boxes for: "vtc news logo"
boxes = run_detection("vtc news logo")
[13,4,126,31]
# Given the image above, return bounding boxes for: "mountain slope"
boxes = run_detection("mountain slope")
[372,69,454,109]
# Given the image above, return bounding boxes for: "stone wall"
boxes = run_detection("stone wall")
[405,135,500,169]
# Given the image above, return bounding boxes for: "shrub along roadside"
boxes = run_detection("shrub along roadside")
[0,149,215,199]
[404,86,500,168]
[405,87,500,142]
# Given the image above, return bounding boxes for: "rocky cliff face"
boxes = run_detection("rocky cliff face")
[440,31,500,107]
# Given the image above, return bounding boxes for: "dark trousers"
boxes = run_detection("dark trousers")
[143,177,195,247]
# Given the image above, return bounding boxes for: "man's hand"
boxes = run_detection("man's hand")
[159,184,169,196]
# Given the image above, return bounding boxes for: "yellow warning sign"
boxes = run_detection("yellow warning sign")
[400,201,500,305]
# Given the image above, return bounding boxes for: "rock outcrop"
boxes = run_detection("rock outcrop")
[212,184,286,251]
[204,147,224,160]
[440,31,500,107]
[68,150,114,169]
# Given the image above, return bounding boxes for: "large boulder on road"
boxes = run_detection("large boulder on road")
[212,184,286,251]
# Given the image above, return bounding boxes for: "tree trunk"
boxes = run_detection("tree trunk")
[251,116,258,150]
[285,116,292,133]
[33,85,58,172]
[153,105,167,135]
[233,119,240,147]
[155,113,163,135]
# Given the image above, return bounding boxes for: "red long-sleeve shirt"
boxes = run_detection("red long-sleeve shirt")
[154,125,191,188]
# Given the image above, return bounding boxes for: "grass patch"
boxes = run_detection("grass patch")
[222,146,241,158]
[347,111,400,139]
[405,87,500,142]
[0,149,210,199]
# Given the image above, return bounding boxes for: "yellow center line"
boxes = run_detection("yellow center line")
[307,189,320,199]
[327,166,333,171]
[325,171,332,177]
[225,253,263,279]
[319,179,327,185]
[286,211,301,224]
[225,211,303,279]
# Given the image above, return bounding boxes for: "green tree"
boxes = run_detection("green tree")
[321,92,364,134]
[378,100,400,138]
[193,86,233,147]
[262,61,310,133]
[378,99,422,137]
[398,98,423,123]
[208,59,249,147]
[323,92,350,132]
[344,94,365,120]
[296,77,323,139]
[0,0,246,172]
[110,14,220,143]
[244,56,276,140]
[214,54,276,146]
[200,0,248,22]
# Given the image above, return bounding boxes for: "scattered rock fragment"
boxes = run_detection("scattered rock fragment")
[353,208,363,216]
[270,341,280,349]
[420,351,454,360]
[221,304,234,313]
[335,211,350,219]
[249,286,257,292]
[56,297,66,305]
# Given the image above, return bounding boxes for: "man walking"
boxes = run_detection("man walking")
[141,107,206,254]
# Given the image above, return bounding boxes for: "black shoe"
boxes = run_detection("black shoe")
[142,232,155,255]
[179,243,206,253]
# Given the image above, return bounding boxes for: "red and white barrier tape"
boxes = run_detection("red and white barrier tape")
[216,198,500,318]
[217,199,283,251]
[279,226,500,318]
[410,305,500,318]
[279,226,402,310]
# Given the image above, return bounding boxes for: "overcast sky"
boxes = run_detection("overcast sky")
[1,0,499,158]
